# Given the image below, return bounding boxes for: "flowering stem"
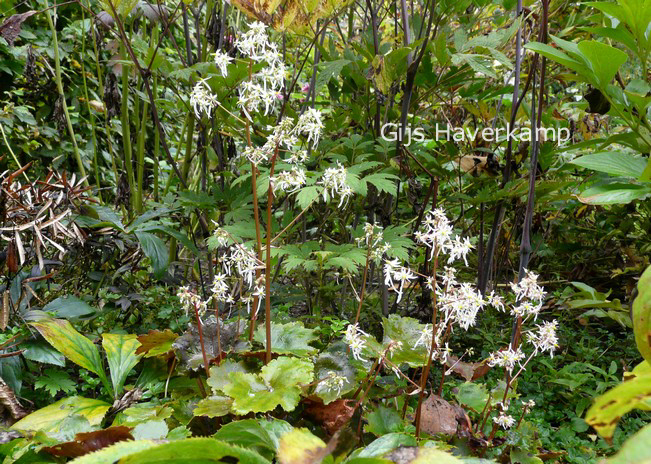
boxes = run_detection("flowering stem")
[249,163,263,340]
[415,253,439,438]
[193,304,210,378]
[352,246,372,327]
[264,146,280,364]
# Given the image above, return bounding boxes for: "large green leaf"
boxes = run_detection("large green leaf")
[12,397,110,433]
[43,296,97,320]
[277,428,328,464]
[193,396,233,418]
[222,357,314,414]
[570,152,647,179]
[213,419,278,459]
[585,361,651,440]
[577,40,628,88]
[381,315,428,367]
[577,183,651,204]
[608,423,651,463]
[135,231,169,278]
[30,318,105,378]
[254,321,318,357]
[313,350,355,404]
[207,360,249,394]
[102,333,143,398]
[633,265,651,363]
[118,438,270,463]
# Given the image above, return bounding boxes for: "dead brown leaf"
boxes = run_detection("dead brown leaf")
[305,398,356,435]
[43,426,133,458]
[445,356,491,381]
[419,394,458,436]
[0,11,38,46]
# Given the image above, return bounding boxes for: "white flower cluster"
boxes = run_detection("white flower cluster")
[213,50,233,77]
[356,223,391,260]
[438,282,486,330]
[294,108,324,148]
[493,413,516,429]
[526,320,559,357]
[344,323,369,362]
[384,258,416,303]
[177,285,208,316]
[415,209,472,264]
[190,79,219,119]
[318,161,353,207]
[315,370,347,396]
[272,167,307,194]
[487,346,526,374]
[235,22,286,120]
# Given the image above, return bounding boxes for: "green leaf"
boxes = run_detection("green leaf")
[577,40,628,88]
[585,361,651,440]
[34,368,76,396]
[314,59,350,96]
[12,396,110,433]
[454,382,489,413]
[570,152,647,179]
[313,351,355,404]
[102,333,143,398]
[118,438,270,463]
[296,185,322,210]
[30,318,104,377]
[577,183,651,205]
[43,296,97,320]
[277,428,328,464]
[381,315,428,367]
[135,231,169,278]
[608,423,651,463]
[213,419,278,459]
[22,340,65,366]
[365,406,404,436]
[354,433,417,458]
[254,321,318,357]
[223,357,314,414]
[133,420,169,440]
[364,173,399,195]
[633,265,651,364]
[207,360,249,394]
[194,396,233,418]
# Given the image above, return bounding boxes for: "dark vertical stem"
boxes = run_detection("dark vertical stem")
[478,0,524,294]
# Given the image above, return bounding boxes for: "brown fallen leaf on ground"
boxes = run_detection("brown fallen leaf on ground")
[445,356,491,381]
[0,11,38,46]
[304,398,356,435]
[419,394,464,436]
[43,426,133,458]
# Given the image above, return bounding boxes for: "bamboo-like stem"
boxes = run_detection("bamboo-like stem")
[44,0,88,185]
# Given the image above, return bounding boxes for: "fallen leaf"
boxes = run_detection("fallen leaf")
[445,356,491,381]
[419,395,458,436]
[304,398,356,435]
[0,11,38,46]
[136,329,178,357]
[43,426,133,457]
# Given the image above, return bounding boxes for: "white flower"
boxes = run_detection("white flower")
[223,245,261,288]
[487,346,525,374]
[383,258,416,303]
[238,81,277,121]
[272,167,306,194]
[213,50,232,77]
[344,324,369,362]
[236,21,269,60]
[493,413,516,429]
[286,150,308,165]
[319,162,352,207]
[487,291,505,311]
[316,371,347,396]
[242,146,269,166]
[527,320,559,357]
[211,273,230,302]
[413,324,433,350]
[416,209,454,259]
[438,282,485,330]
[177,286,207,316]
[212,227,230,247]
[190,79,218,118]
[511,269,545,303]
[294,108,324,148]
[357,223,383,248]
[511,300,543,320]
[447,235,473,265]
